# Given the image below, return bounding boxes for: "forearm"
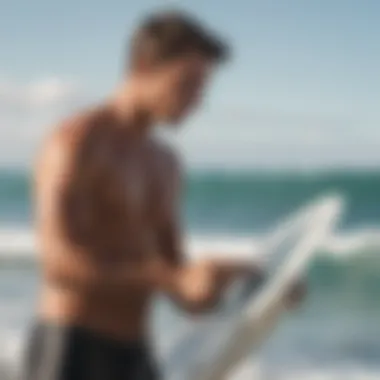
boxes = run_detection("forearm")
[164,264,222,314]
[45,247,176,294]
[166,259,266,314]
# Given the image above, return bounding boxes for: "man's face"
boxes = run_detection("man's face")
[148,54,214,124]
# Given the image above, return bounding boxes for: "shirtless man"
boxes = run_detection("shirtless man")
[24,11,304,380]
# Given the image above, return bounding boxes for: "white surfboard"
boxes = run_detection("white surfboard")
[165,194,344,380]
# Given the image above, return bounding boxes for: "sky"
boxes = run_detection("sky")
[0,0,379,170]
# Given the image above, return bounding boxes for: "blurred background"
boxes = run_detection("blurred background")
[0,0,379,379]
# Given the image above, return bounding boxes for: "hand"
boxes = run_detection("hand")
[175,260,221,311]
[285,279,307,309]
[210,259,263,283]
[175,259,262,313]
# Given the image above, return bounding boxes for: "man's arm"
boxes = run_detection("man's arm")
[151,148,306,312]
[152,149,265,313]
[155,217,264,313]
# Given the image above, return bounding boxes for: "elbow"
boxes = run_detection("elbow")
[44,256,95,292]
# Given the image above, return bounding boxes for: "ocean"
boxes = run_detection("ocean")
[0,169,380,379]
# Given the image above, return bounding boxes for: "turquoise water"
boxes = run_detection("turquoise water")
[1,168,379,227]
[0,169,379,378]
[184,170,380,231]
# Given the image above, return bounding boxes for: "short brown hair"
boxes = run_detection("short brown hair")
[129,10,230,70]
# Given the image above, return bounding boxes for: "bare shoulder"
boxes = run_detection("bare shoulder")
[35,107,108,173]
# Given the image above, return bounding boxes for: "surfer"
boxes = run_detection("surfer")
[25,10,305,380]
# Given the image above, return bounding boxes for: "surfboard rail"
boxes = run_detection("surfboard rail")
[192,195,344,380]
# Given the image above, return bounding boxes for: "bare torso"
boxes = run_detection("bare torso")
[35,106,181,341]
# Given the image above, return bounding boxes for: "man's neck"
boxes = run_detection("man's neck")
[109,81,154,137]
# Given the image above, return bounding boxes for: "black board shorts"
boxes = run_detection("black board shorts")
[22,321,160,380]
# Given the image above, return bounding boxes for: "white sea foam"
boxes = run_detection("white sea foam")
[0,227,378,262]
